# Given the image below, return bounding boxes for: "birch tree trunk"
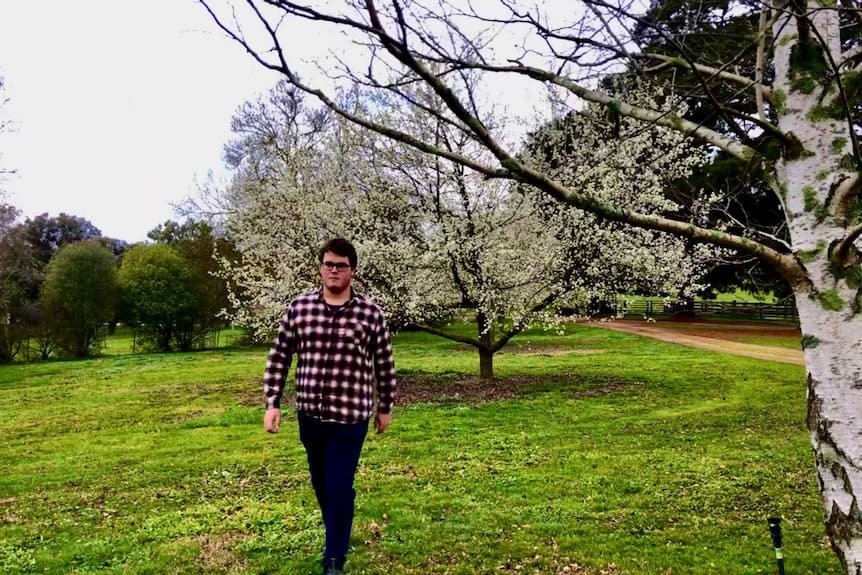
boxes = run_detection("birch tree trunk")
[775,4,862,571]
[797,297,862,572]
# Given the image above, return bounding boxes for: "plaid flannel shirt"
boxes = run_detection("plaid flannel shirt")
[263,287,396,423]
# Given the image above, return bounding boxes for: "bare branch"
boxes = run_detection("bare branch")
[200,0,805,287]
[832,222,862,269]
[458,61,758,162]
[643,52,774,104]
[756,6,769,122]
[830,173,862,219]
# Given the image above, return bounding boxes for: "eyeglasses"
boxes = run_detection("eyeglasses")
[322,261,351,272]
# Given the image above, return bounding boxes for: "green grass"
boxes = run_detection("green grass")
[735,336,801,349]
[99,326,248,356]
[0,324,839,574]
[710,289,778,304]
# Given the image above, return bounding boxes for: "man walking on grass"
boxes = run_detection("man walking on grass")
[262,238,396,575]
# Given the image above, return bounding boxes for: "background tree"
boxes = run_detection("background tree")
[628,0,792,301]
[201,0,862,568]
[117,244,197,352]
[147,218,236,346]
[0,78,32,361]
[39,240,116,358]
[204,71,712,379]
[22,212,103,269]
[375,82,715,378]
[211,84,440,338]
[0,202,37,362]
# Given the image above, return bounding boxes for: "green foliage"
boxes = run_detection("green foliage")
[815,169,830,181]
[0,203,38,363]
[39,241,117,358]
[117,244,197,352]
[788,43,827,107]
[800,187,830,220]
[802,186,819,212]
[848,197,862,225]
[842,70,862,102]
[796,240,825,264]
[792,76,817,95]
[807,103,843,122]
[801,334,820,349]
[789,43,827,77]
[20,212,102,268]
[832,137,848,153]
[773,89,788,115]
[844,266,862,290]
[759,138,783,161]
[0,326,838,574]
[817,289,844,311]
[147,219,236,346]
[778,34,797,47]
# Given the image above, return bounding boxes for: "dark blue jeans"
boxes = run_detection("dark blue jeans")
[297,412,369,569]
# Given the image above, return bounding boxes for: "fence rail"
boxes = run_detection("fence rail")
[616,299,798,321]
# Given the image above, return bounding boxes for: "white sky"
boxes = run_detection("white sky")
[0,0,280,242]
[0,0,561,243]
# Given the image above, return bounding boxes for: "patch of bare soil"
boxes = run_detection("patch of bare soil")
[595,319,803,365]
[263,374,629,410]
[506,346,603,357]
[455,342,603,357]
[396,374,632,405]
[195,532,248,573]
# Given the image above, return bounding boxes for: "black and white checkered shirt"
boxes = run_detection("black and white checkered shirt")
[263,287,396,423]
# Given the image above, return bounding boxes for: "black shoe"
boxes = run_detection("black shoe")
[323,558,344,575]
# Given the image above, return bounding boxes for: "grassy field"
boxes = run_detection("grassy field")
[0,323,839,574]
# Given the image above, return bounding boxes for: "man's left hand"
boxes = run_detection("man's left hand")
[374,411,392,434]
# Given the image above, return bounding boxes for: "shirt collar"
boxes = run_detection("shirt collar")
[315,286,357,307]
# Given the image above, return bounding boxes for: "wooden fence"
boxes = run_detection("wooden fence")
[616,299,798,321]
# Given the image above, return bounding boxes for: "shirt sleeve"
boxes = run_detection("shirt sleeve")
[263,307,296,409]
[372,311,397,414]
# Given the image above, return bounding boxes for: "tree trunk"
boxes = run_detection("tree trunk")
[477,310,495,381]
[771,4,862,570]
[479,347,494,381]
[796,294,862,573]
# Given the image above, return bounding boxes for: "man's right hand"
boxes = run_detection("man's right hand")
[264,407,281,433]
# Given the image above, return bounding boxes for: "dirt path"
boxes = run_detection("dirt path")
[594,319,804,365]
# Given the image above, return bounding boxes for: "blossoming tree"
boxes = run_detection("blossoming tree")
[209,80,711,378]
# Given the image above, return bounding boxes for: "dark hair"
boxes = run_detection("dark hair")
[319,238,357,268]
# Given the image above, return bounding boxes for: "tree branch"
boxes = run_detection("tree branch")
[831,222,862,269]
[642,52,773,103]
[524,64,758,161]
[491,289,563,353]
[829,173,862,219]
[414,322,482,348]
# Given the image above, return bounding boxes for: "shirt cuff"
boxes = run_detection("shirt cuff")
[266,398,281,410]
[377,402,393,414]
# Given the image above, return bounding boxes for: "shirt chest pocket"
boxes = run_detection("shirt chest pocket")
[333,321,367,352]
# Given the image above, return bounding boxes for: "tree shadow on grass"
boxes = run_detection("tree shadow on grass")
[397,373,634,406]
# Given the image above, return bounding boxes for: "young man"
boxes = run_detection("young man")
[262,238,396,575]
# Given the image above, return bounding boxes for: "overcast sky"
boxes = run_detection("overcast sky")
[0,1,557,243]
[0,0,280,242]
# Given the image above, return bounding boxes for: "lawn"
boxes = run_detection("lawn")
[0,324,839,574]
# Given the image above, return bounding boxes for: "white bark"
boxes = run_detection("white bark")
[797,295,862,573]
[775,4,862,572]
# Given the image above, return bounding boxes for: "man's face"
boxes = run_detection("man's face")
[319,251,354,293]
